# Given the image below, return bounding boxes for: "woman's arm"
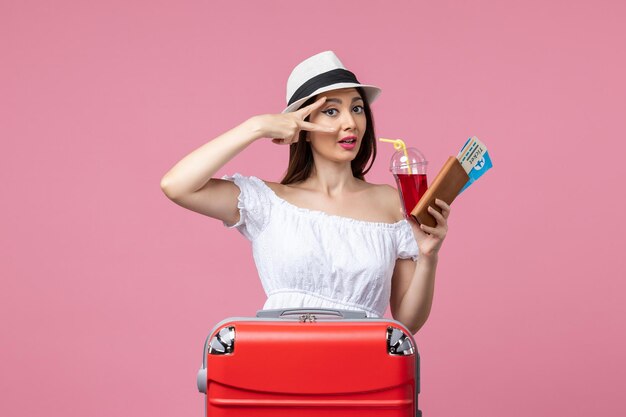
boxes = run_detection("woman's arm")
[160,97,334,222]
[390,256,438,334]
[390,199,451,334]
[160,116,264,198]
[159,117,266,223]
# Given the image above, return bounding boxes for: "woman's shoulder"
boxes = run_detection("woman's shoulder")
[362,181,404,222]
[258,179,291,198]
[360,180,398,195]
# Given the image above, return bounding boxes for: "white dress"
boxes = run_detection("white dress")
[222,173,419,318]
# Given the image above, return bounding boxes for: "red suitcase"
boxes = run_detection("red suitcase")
[197,308,422,416]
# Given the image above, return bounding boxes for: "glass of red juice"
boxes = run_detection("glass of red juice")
[390,147,428,218]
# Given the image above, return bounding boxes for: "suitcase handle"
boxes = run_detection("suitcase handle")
[255,308,368,319]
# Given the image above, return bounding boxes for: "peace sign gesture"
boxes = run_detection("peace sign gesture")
[255,97,337,145]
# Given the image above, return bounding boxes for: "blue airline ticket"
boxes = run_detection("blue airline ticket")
[457,136,493,194]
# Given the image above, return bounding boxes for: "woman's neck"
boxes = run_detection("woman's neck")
[302,162,361,197]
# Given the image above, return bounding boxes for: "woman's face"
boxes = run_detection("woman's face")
[305,87,367,163]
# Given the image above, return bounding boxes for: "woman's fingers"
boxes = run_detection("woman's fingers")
[297,98,335,132]
[269,97,335,144]
[420,223,446,238]
[418,205,449,239]
[299,120,336,133]
[435,198,451,219]
[296,97,336,132]
[415,200,451,254]
[419,223,440,235]
[428,205,447,225]
[297,96,327,117]
[272,136,300,145]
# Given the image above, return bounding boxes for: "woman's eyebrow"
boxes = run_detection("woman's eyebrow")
[325,96,364,104]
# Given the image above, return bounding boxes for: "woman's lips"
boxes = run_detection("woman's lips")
[339,141,356,150]
[338,135,357,150]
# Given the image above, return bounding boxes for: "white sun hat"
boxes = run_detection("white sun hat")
[282,50,382,113]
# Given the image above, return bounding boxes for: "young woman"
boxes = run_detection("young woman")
[160,51,450,334]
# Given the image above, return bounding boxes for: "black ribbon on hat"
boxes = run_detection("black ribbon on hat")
[288,68,360,106]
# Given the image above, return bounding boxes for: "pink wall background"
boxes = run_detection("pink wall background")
[2,1,625,416]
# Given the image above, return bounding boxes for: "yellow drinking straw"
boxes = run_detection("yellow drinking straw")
[379,138,413,174]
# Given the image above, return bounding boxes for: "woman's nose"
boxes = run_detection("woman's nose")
[341,111,357,130]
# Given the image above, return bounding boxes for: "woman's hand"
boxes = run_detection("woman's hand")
[407,199,451,259]
[252,97,337,145]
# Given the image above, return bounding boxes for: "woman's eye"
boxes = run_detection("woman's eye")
[322,108,338,116]
[353,105,364,113]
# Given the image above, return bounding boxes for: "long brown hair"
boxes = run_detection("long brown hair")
[280,86,377,185]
